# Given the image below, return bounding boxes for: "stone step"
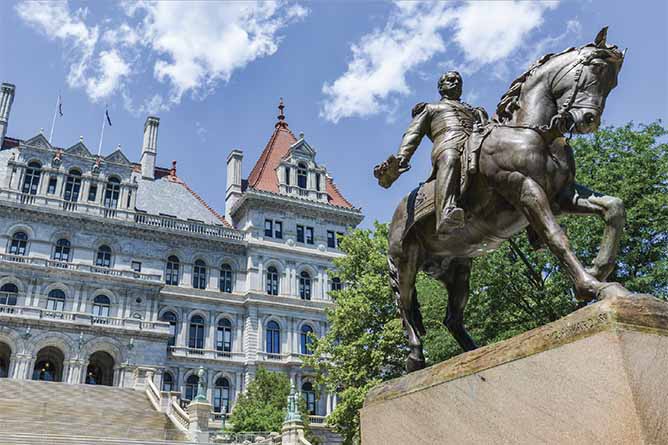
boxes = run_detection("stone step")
[0,432,197,445]
[0,378,188,442]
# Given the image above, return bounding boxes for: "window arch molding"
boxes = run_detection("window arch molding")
[263,260,285,295]
[90,289,118,306]
[43,283,72,302]
[6,224,35,240]
[28,331,76,362]
[162,369,176,392]
[81,336,124,366]
[158,306,181,322]
[0,277,26,295]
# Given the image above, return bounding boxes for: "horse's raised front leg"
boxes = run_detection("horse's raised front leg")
[388,242,426,373]
[559,184,625,281]
[515,178,627,300]
[439,258,477,352]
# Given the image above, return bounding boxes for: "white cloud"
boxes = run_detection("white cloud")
[321,1,559,123]
[135,1,307,104]
[84,49,130,101]
[16,1,308,109]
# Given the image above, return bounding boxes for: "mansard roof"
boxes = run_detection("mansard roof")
[246,100,355,209]
[133,164,230,227]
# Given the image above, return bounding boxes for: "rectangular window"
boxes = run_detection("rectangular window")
[316,174,321,191]
[275,221,283,239]
[327,230,336,248]
[126,190,132,208]
[88,184,98,202]
[285,167,291,185]
[296,225,304,243]
[306,227,314,245]
[47,177,58,194]
[264,219,273,237]
[337,232,344,248]
[131,261,142,273]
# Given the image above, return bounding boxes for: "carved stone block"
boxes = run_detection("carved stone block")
[361,295,668,445]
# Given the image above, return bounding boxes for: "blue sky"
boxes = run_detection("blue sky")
[1,1,666,227]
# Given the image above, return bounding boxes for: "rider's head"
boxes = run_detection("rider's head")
[438,71,463,100]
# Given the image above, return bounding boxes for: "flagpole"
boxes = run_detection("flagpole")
[48,94,60,143]
[97,108,106,156]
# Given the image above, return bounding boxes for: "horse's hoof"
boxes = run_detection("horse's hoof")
[596,282,633,300]
[406,356,426,373]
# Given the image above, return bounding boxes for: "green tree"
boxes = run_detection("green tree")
[307,122,668,443]
[228,367,318,443]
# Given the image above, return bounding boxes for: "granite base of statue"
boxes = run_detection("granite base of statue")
[360,294,668,445]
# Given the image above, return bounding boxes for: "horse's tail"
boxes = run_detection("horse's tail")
[388,255,426,337]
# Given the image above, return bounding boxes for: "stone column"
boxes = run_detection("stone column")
[206,311,216,350]
[177,308,188,348]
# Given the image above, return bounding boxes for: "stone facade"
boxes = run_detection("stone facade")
[0,82,363,425]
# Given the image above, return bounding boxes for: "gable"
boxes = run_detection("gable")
[65,141,93,158]
[24,133,52,150]
[104,149,131,165]
[288,139,316,161]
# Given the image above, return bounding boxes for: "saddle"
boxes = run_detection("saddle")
[405,124,494,233]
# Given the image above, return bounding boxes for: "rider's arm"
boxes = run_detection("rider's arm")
[397,104,430,165]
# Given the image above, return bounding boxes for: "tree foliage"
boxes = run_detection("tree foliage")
[306,122,668,443]
[229,367,317,443]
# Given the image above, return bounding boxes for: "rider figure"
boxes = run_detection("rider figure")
[396,71,487,233]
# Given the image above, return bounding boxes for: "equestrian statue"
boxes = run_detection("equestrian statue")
[374,27,629,372]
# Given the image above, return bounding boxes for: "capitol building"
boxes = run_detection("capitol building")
[0,81,363,443]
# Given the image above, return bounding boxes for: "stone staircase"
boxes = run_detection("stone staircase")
[0,379,190,443]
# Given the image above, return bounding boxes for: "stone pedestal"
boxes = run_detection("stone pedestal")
[187,400,211,443]
[361,295,668,445]
[282,419,311,445]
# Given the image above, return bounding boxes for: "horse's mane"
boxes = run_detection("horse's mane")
[494,47,577,123]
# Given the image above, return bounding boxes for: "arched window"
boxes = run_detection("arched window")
[162,372,175,392]
[46,289,66,312]
[104,177,121,208]
[193,260,207,289]
[213,377,231,413]
[266,320,281,355]
[266,266,279,296]
[53,238,71,262]
[95,245,112,268]
[161,311,178,347]
[184,374,199,401]
[331,277,342,292]
[9,231,28,256]
[92,295,111,318]
[216,318,232,354]
[0,283,18,306]
[22,161,42,195]
[299,271,311,300]
[189,315,205,350]
[166,256,180,285]
[302,382,316,415]
[297,163,307,189]
[219,264,233,293]
[85,351,114,386]
[300,324,314,355]
[64,169,82,202]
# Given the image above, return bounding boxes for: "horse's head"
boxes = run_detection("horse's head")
[551,27,625,134]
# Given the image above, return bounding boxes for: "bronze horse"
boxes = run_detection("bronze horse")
[387,28,629,372]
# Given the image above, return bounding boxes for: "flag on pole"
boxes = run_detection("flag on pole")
[58,96,63,117]
[105,108,112,126]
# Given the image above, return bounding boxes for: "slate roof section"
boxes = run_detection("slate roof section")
[246,103,355,209]
[134,165,230,227]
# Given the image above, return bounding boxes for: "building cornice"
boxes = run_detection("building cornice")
[231,188,364,226]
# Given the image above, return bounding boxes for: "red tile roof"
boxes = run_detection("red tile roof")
[246,100,355,209]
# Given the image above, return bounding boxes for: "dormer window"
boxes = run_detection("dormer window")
[315,173,321,192]
[297,163,307,189]
[285,166,291,185]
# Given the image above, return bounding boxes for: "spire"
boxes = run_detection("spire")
[275,97,288,129]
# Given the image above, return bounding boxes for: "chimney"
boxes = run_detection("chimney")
[0,83,16,149]
[226,149,243,219]
[140,116,160,179]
